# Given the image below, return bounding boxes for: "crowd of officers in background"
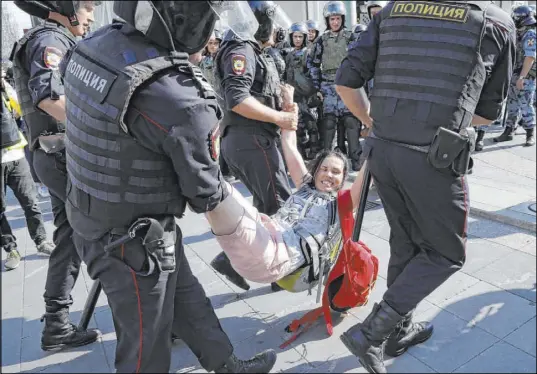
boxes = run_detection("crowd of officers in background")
[198,0,535,187]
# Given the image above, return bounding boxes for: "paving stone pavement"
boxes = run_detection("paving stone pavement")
[1,180,536,373]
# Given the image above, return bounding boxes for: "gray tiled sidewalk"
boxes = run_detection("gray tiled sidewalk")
[1,182,536,373]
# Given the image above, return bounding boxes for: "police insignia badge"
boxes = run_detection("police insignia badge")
[43,47,63,70]
[209,125,221,161]
[390,1,469,23]
[231,54,246,75]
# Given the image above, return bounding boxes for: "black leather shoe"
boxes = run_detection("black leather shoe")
[340,301,403,374]
[41,309,100,351]
[384,318,434,357]
[214,350,277,373]
[211,252,250,291]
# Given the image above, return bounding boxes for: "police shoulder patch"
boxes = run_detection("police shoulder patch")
[390,1,470,23]
[43,46,63,70]
[208,124,221,162]
[231,54,246,75]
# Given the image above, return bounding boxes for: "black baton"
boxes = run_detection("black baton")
[352,162,372,243]
[78,280,102,331]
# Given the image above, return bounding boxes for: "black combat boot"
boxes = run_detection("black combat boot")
[210,251,250,291]
[475,129,486,151]
[41,308,100,351]
[525,128,535,146]
[493,126,514,142]
[384,312,434,357]
[214,349,277,373]
[340,301,403,374]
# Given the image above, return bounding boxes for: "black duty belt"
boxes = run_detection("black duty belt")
[369,131,430,154]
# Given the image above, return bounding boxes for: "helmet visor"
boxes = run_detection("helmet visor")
[270,4,292,30]
[209,1,259,41]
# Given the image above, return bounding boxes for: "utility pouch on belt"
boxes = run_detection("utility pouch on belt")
[427,127,474,176]
[38,133,65,154]
[105,218,176,275]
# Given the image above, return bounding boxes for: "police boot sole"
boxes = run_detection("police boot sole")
[41,335,99,352]
[340,333,380,374]
[384,326,434,357]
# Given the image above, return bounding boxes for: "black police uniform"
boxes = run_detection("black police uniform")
[60,18,267,372]
[336,1,516,372]
[10,19,99,349]
[215,35,291,216]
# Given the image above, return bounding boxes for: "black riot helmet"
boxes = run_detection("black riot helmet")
[14,1,101,26]
[512,5,537,28]
[288,22,308,49]
[248,1,292,44]
[114,1,233,54]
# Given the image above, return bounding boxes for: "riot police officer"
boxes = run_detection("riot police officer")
[211,0,296,290]
[283,22,319,159]
[61,1,277,372]
[306,20,321,44]
[200,29,223,89]
[10,0,101,351]
[366,0,388,21]
[335,1,515,372]
[493,4,536,147]
[307,1,362,171]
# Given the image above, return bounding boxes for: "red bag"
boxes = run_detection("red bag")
[280,189,379,349]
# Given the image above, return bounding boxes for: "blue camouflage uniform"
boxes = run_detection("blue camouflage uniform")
[505,27,536,130]
[307,29,354,117]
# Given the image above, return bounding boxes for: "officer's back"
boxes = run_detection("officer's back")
[344,1,515,146]
[62,20,223,241]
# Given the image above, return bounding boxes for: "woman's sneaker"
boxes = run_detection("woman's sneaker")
[5,249,21,270]
[37,241,55,255]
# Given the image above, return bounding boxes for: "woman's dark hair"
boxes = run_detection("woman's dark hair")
[302,149,349,190]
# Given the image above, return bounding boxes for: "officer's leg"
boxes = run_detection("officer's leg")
[32,150,99,350]
[475,125,488,152]
[73,231,175,373]
[172,235,276,373]
[1,162,18,255]
[321,82,337,150]
[336,120,347,154]
[321,114,337,151]
[342,144,460,372]
[342,115,363,171]
[519,79,536,146]
[494,81,519,142]
[6,157,51,252]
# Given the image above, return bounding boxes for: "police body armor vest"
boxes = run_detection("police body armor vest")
[1,92,21,149]
[215,39,281,136]
[370,1,489,145]
[273,184,339,288]
[516,28,536,78]
[62,22,214,240]
[10,21,74,151]
[266,47,286,80]
[321,29,352,76]
[286,48,316,97]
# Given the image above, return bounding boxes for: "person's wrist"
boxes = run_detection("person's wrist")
[518,76,526,80]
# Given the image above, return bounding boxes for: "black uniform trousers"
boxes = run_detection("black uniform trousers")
[1,157,47,251]
[72,228,233,373]
[367,140,468,316]
[222,126,292,216]
[33,149,81,312]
